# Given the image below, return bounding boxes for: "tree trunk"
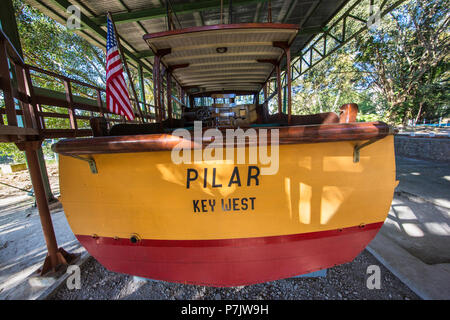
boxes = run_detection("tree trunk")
[414,101,424,125]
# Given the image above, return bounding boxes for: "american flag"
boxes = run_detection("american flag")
[106,17,135,121]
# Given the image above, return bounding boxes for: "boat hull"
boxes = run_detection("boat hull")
[58,134,396,286]
[76,222,382,287]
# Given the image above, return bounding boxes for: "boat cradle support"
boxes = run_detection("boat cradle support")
[15,140,77,275]
[353,138,379,163]
[67,154,98,174]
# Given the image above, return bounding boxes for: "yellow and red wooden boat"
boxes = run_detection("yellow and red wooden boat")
[53,24,397,287]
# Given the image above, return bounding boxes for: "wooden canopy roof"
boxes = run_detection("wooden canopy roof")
[144,23,298,94]
[24,0,349,75]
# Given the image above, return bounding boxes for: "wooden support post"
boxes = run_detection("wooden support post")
[153,55,161,122]
[263,83,267,102]
[220,0,224,24]
[229,0,233,24]
[153,49,171,122]
[138,64,146,114]
[15,141,74,275]
[161,72,166,120]
[167,71,172,125]
[36,104,46,130]
[90,117,108,136]
[14,64,34,128]
[96,89,104,117]
[273,42,292,124]
[254,92,259,105]
[36,147,56,203]
[181,88,185,105]
[0,39,17,126]
[286,47,292,125]
[64,80,78,134]
[268,0,272,23]
[22,67,40,130]
[276,64,282,114]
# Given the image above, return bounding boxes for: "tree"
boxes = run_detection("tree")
[292,43,376,118]
[14,0,106,90]
[1,0,156,163]
[354,0,450,124]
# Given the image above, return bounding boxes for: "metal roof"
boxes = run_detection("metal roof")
[24,0,349,73]
[144,24,298,93]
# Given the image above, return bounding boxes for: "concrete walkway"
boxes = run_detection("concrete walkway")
[0,195,86,300]
[368,156,450,300]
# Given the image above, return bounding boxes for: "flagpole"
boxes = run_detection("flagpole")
[107,11,145,123]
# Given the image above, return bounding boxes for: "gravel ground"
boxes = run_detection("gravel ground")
[49,250,420,300]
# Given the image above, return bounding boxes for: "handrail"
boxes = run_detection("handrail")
[0,28,179,143]
[25,64,157,118]
[0,29,25,65]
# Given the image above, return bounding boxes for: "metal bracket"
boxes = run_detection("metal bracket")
[353,139,378,163]
[68,154,98,174]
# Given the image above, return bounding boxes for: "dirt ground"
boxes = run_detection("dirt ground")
[0,162,59,199]
[49,250,420,300]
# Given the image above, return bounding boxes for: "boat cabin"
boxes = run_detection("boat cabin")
[89,23,354,138]
[0,0,399,285]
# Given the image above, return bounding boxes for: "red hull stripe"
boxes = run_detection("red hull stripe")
[76,222,383,287]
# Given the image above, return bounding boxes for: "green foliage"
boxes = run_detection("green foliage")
[14,0,106,90]
[354,0,449,124]
[356,113,385,122]
[0,143,26,163]
[1,1,158,163]
[292,47,373,116]
[291,0,449,125]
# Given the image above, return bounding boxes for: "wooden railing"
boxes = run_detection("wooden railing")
[0,28,160,143]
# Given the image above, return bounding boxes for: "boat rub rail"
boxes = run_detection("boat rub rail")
[52,121,395,155]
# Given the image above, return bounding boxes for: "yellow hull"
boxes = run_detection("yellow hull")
[59,135,396,241]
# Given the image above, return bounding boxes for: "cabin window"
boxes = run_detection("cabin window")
[235,95,254,105]
[194,97,214,107]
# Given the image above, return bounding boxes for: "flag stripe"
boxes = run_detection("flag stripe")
[105,18,135,121]
[110,80,134,120]
[107,55,121,70]
[112,78,131,111]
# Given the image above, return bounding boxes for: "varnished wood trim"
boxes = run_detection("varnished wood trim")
[53,122,393,155]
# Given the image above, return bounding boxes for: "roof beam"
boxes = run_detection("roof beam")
[253,2,262,22]
[277,0,293,22]
[116,0,150,35]
[298,0,321,28]
[282,0,299,23]
[136,50,154,58]
[92,0,268,25]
